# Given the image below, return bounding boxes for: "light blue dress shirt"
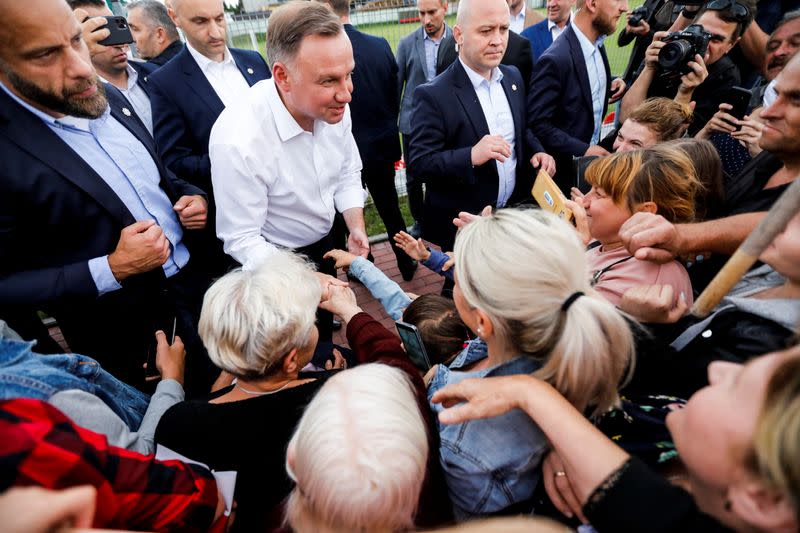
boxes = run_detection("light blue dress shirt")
[460,59,517,207]
[571,20,607,145]
[424,32,443,82]
[117,64,153,136]
[0,82,188,296]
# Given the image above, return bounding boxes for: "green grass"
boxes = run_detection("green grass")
[364,194,414,237]
[233,5,644,76]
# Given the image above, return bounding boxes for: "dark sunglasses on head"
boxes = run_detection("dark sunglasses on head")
[706,0,750,22]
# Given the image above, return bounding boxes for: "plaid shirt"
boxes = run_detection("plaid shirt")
[0,398,223,532]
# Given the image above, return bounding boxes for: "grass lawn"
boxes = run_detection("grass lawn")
[364,194,414,237]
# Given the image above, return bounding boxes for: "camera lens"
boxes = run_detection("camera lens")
[117,20,126,28]
[659,40,692,70]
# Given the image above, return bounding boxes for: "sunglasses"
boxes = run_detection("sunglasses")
[706,0,750,22]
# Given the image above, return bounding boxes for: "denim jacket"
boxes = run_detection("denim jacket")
[427,339,547,519]
[0,332,149,430]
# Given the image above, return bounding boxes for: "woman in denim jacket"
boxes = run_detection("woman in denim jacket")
[427,209,636,519]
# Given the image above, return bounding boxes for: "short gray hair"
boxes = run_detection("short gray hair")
[266,0,342,66]
[285,364,427,532]
[198,250,322,380]
[127,0,180,41]
[773,8,800,36]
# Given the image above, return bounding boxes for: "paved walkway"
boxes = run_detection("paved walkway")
[333,239,444,347]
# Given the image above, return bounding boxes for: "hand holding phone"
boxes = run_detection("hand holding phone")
[724,86,753,129]
[396,321,432,371]
[95,16,134,47]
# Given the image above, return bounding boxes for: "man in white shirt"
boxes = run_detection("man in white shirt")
[69,0,154,135]
[146,0,270,276]
[408,0,554,254]
[507,0,544,34]
[209,1,368,341]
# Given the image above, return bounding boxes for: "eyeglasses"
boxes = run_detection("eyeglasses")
[706,0,751,23]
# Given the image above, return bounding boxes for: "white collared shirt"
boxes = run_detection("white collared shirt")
[571,20,607,144]
[209,78,365,270]
[186,42,250,108]
[547,13,571,42]
[118,64,153,135]
[510,9,527,33]
[459,59,517,207]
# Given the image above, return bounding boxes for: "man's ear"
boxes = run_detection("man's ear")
[167,7,179,27]
[453,24,463,48]
[728,480,798,533]
[273,62,291,92]
[155,26,167,46]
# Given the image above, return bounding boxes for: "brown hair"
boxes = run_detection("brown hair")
[626,97,693,142]
[663,138,725,221]
[266,1,342,67]
[747,348,800,516]
[402,294,470,365]
[319,0,350,17]
[585,146,701,223]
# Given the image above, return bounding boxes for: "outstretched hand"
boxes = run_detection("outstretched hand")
[431,375,532,425]
[319,285,362,324]
[394,231,431,261]
[453,205,492,229]
[324,249,358,270]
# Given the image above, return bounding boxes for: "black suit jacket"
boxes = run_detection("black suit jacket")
[528,25,611,192]
[0,84,205,380]
[437,31,534,86]
[408,61,541,251]
[147,39,184,68]
[344,24,401,166]
[147,47,270,194]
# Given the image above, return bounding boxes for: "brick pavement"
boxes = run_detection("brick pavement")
[333,239,445,347]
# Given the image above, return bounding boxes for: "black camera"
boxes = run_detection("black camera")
[628,6,649,27]
[658,24,711,75]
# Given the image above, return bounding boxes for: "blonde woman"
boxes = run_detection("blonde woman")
[427,208,635,519]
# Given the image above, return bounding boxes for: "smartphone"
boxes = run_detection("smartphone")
[725,86,753,127]
[96,16,134,46]
[396,321,432,371]
[145,315,176,379]
[532,169,573,222]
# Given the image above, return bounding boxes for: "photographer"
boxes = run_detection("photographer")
[617,0,681,85]
[620,0,755,134]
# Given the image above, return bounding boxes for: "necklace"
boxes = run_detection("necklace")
[236,380,292,396]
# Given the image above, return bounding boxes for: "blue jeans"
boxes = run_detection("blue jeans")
[0,338,149,429]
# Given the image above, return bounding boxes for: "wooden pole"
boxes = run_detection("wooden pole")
[691,177,800,318]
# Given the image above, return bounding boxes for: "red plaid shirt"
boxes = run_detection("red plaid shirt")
[0,398,222,532]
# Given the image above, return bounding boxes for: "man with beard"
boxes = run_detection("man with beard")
[528,0,628,193]
[0,0,215,394]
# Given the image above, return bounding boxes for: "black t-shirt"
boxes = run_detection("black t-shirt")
[154,376,330,532]
[724,151,788,215]
[645,55,740,134]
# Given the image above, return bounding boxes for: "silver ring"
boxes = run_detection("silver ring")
[554,471,567,478]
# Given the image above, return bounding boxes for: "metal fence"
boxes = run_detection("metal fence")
[226,1,639,77]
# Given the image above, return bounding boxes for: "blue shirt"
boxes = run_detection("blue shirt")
[427,341,547,519]
[571,20,607,145]
[0,82,189,296]
[424,31,444,82]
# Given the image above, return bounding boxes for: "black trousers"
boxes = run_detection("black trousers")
[362,161,415,270]
[401,134,425,224]
[296,233,336,343]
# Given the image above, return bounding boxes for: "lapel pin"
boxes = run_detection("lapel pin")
[247,67,254,74]
[122,107,132,117]
[512,84,517,91]
[144,76,148,82]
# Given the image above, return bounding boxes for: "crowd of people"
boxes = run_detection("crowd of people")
[0,0,799,530]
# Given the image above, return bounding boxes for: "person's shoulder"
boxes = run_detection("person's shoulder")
[398,27,421,47]
[146,48,187,84]
[523,18,549,38]
[212,80,272,137]
[230,47,263,61]
[499,63,523,83]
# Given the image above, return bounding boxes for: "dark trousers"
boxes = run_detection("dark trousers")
[401,134,425,224]
[362,161,415,270]
[296,233,336,343]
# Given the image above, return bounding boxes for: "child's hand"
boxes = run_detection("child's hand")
[324,249,358,270]
[394,231,431,261]
[442,252,456,272]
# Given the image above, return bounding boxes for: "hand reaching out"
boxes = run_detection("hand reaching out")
[323,249,359,270]
[394,231,431,261]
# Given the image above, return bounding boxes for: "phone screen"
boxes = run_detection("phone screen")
[396,321,432,371]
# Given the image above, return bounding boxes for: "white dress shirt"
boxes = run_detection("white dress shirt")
[510,9,527,34]
[548,13,571,43]
[186,42,250,108]
[460,59,517,207]
[571,20,607,145]
[210,78,365,270]
[118,64,153,135]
